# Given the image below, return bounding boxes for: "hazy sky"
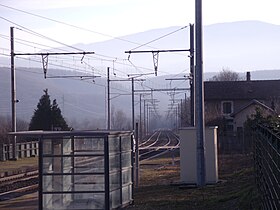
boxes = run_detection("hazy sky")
[1,0,280,74]
[0,0,279,46]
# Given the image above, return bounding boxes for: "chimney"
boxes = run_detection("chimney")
[246,72,251,81]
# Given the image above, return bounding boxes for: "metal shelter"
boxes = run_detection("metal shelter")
[10,130,134,210]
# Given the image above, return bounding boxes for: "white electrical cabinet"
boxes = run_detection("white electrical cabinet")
[179,127,218,184]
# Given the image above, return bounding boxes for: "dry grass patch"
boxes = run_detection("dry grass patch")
[0,157,38,175]
[127,154,261,210]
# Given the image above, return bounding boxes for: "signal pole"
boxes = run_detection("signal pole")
[107,67,111,130]
[10,27,17,160]
[189,24,195,127]
[132,77,135,130]
[195,0,206,187]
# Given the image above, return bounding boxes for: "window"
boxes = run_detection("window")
[222,101,233,115]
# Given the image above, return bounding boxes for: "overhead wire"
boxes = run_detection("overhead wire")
[0,17,188,85]
[0,3,151,47]
[0,17,159,79]
[0,6,190,116]
[130,25,188,51]
[0,4,189,60]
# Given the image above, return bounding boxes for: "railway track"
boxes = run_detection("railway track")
[139,130,180,161]
[0,170,38,201]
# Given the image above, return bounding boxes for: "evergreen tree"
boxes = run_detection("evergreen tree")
[29,89,69,131]
[51,99,69,130]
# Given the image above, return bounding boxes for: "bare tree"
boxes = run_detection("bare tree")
[0,115,28,144]
[111,106,130,130]
[209,68,243,81]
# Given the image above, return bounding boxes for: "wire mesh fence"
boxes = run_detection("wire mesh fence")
[254,125,280,209]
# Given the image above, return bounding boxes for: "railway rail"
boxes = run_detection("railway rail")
[0,170,38,201]
[139,130,180,161]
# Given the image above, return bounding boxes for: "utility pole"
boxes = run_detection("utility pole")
[107,67,111,130]
[144,102,148,135]
[132,77,135,130]
[148,106,151,134]
[195,0,206,187]
[10,27,17,160]
[189,24,195,127]
[135,122,139,187]
[139,94,142,141]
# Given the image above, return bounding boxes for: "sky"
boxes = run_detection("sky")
[0,0,280,74]
[1,0,279,46]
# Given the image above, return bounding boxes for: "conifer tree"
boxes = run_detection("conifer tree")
[29,89,69,131]
[51,99,69,130]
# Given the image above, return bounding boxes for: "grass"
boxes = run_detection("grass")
[126,154,261,210]
[0,157,38,175]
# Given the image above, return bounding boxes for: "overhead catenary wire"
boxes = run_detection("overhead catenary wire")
[0,10,190,111]
[1,52,184,99]
[0,4,189,56]
[0,16,82,52]
[0,17,160,78]
[0,15,188,82]
[130,25,188,51]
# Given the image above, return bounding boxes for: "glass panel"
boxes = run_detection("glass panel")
[74,174,105,191]
[74,156,104,174]
[43,175,53,192]
[122,169,132,185]
[122,185,133,204]
[43,193,105,210]
[74,137,104,155]
[63,138,72,155]
[122,152,131,168]
[63,156,72,173]
[42,156,63,173]
[121,136,132,152]
[109,136,120,154]
[43,174,105,192]
[42,139,52,155]
[43,156,75,174]
[109,154,120,171]
[43,157,54,173]
[110,189,121,209]
[110,172,120,190]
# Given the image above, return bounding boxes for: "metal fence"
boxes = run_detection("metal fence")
[254,125,280,209]
[0,141,38,161]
